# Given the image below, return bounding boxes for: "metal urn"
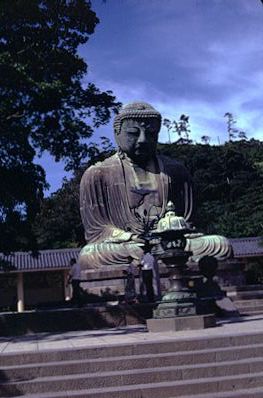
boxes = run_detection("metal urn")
[150,201,198,318]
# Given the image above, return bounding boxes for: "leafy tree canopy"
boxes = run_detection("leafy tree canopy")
[34,137,115,249]
[159,139,263,238]
[0,0,120,252]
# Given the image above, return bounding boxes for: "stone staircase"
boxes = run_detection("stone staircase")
[226,285,263,316]
[2,330,263,397]
[234,299,263,316]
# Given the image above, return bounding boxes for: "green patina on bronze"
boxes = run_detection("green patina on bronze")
[79,102,231,269]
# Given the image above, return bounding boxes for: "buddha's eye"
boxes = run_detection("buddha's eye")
[127,129,140,135]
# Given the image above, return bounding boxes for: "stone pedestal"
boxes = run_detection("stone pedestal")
[148,230,216,331]
[154,290,197,318]
[147,313,216,332]
[149,255,216,331]
[146,203,232,332]
[152,249,200,318]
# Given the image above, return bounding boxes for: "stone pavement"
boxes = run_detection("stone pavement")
[1,314,263,354]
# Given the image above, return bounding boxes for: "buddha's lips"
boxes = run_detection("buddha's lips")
[135,145,152,154]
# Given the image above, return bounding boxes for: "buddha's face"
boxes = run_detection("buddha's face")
[116,118,160,164]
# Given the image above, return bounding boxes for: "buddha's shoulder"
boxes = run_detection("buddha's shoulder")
[81,153,120,180]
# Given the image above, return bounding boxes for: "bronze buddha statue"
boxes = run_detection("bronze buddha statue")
[79,102,231,269]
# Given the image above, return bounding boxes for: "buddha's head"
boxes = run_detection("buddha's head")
[114,102,161,164]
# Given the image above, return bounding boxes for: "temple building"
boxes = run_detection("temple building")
[0,237,262,313]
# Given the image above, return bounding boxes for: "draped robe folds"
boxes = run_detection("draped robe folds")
[79,153,231,269]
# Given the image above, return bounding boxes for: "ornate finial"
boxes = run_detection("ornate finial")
[114,102,161,135]
[166,201,175,213]
[156,201,188,232]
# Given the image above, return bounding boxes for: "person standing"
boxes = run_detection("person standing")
[140,247,155,303]
[123,257,137,304]
[67,258,82,306]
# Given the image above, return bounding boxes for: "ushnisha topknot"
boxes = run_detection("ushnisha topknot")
[114,102,162,135]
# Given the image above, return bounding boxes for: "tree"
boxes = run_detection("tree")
[163,114,192,144]
[34,137,115,249]
[0,0,120,252]
[163,118,172,144]
[224,112,247,141]
[158,139,263,238]
[201,135,211,145]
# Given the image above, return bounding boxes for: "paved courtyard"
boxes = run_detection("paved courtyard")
[1,315,263,354]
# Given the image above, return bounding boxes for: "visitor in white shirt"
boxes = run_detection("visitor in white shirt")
[140,248,155,302]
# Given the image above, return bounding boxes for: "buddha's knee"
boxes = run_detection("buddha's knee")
[185,234,232,262]
[79,242,143,269]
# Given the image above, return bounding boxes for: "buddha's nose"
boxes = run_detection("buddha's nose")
[137,129,147,143]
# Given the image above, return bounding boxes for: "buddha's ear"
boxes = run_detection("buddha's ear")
[114,129,122,149]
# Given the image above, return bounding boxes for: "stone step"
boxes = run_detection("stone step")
[236,306,263,312]
[3,343,263,381]
[4,371,263,398]
[2,330,263,367]
[2,328,263,397]
[2,357,263,396]
[235,304,263,315]
[239,310,263,316]
[237,306,263,312]
[176,386,263,398]
[231,299,263,315]
[234,299,263,307]
[234,292,263,300]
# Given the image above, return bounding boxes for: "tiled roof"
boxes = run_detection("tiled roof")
[230,237,263,258]
[0,248,80,272]
[0,237,262,272]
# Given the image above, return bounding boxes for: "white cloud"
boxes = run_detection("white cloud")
[92,73,263,145]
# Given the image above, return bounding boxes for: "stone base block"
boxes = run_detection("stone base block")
[0,303,157,336]
[147,314,216,332]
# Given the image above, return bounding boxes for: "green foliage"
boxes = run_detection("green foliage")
[159,139,263,238]
[0,258,15,272]
[201,135,211,145]
[34,138,115,249]
[0,0,120,252]
[34,172,84,249]
[224,112,247,141]
[163,115,192,144]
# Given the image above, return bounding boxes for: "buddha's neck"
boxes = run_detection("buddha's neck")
[124,154,159,189]
[124,154,158,170]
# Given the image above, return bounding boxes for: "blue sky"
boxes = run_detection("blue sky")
[42,0,263,193]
